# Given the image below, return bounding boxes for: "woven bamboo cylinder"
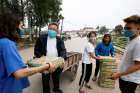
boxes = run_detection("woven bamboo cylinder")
[98,56,117,88]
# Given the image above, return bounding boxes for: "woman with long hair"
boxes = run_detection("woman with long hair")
[0,13,55,93]
[92,34,115,81]
[79,31,100,93]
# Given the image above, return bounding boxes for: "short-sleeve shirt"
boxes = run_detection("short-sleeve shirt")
[0,38,30,93]
[82,42,95,64]
[120,36,140,84]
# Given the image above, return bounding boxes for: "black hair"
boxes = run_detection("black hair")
[0,13,20,42]
[102,34,112,44]
[48,22,59,29]
[87,31,97,38]
[124,15,140,25]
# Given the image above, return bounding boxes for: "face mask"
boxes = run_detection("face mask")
[89,37,96,44]
[124,29,135,38]
[103,39,110,46]
[104,42,110,46]
[48,30,57,38]
[93,37,96,41]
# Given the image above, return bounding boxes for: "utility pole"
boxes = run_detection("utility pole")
[60,18,64,34]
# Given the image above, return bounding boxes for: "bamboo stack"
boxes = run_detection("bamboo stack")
[27,56,64,74]
[98,56,117,88]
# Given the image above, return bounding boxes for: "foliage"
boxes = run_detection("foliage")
[98,26,109,34]
[113,24,123,35]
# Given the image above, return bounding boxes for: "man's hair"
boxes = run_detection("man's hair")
[87,31,97,38]
[48,22,59,29]
[124,15,140,25]
[0,13,20,42]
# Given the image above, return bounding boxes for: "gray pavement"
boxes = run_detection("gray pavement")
[20,37,140,93]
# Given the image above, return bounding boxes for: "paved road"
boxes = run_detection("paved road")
[20,37,139,93]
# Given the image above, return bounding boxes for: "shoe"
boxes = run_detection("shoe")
[43,90,51,93]
[79,89,85,93]
[85,84,93,89]
[53,89,63,93]
[79,87,85,93]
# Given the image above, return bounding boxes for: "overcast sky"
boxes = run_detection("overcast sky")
[61,0,140,31]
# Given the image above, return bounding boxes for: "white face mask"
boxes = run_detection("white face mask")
[89,37,96,44]
[93,37,96,41]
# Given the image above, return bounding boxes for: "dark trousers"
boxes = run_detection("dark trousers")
[42,68,62,93]
[94,59,100,77]
[79,63,92,87]
[119,78,138,93]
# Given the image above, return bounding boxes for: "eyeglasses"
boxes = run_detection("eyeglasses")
[124,26,132,30]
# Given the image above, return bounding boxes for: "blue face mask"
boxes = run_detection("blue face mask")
[124,28,134,38]
[48,30,57,38]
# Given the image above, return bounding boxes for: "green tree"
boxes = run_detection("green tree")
[0,0,25,21]
[0,0,63,41]
[98,26,109,34]
[28,0,63,29]
[114,24,123,35]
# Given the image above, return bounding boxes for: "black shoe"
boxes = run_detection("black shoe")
[43,91,51,93]
[53,89,63,93]
[42,90,51,93]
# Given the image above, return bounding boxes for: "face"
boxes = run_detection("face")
[90,33,96,38]
[48,24,58,33]
[125,23,140,36]
[89,33,96,44]
[103,36,110,43]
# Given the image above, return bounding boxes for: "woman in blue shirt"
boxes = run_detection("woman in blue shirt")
[92,34,115,81]
[0,13,55,93]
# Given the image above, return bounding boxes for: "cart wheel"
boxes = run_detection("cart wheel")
[70,63,79,81]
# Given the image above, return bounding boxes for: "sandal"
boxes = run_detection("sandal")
[79,87,85,93]
[85,84,93,89]
[79,90,85,93]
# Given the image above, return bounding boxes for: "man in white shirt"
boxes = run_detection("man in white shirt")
[110,15,140,93]
[34,23,66,93]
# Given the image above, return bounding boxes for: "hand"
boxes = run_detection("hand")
[96,56,103,60]
[48,63,56,73]
[60,62,64,69]
[109,72,121,80]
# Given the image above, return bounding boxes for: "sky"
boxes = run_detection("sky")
[61,0,140,31]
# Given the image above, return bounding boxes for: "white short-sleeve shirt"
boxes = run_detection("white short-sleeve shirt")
[82,42,95,64]
[120,36,140,84]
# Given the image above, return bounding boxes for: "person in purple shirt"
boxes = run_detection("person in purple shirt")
[0,13,55,93]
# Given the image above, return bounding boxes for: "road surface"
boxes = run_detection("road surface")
[20,37,139,93]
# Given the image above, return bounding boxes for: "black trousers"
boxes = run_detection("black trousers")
[79,63,92,87]
[94,59,100,77]
[119,78,138,93]
[42,68,62,93]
